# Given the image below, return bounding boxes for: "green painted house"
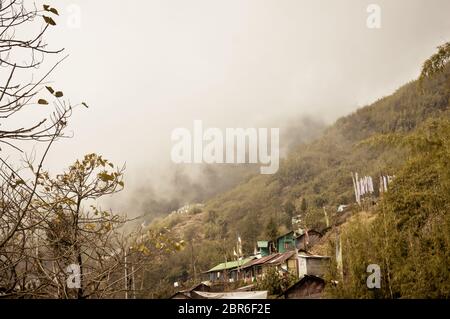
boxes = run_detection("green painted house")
[257,231,296,255]
[276,231,296,253]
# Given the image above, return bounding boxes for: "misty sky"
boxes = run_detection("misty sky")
[27,0,450,214]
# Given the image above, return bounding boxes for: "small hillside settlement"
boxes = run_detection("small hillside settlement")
[171,227,332,299]
[170,174,387,299]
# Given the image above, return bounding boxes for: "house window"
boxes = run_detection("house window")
[284,241,292,250]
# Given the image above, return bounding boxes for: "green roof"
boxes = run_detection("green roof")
[257,241,269,248]
[207,257,256,272]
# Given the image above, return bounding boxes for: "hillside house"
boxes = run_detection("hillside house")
[204,256,256,283]
[241,254,280,283]
[280,275,325,299]
[275,231,296,253]
[256,241,270,256]
[297,254,330,278]
[266,250,298,274]
[170,282,211,299]
[241,251,298,284]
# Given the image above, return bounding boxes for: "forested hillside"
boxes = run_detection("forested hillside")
[325,117,450,298]
[143,45,450,298]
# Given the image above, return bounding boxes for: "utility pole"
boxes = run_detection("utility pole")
[124,249,128,299]
[335,228,344,281]
[237,236,242,282]
[131,264,136,299]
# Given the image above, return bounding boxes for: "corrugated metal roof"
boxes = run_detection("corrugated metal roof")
[242,254,280,269]
[279,275,325,298]
[267,251,296,265]
[206,256,256,272]
[242,251,296,268]
[192,290,268,299]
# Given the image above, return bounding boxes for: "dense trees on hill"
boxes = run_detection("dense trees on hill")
[326,118,450,298]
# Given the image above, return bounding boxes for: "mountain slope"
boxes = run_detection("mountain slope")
[144,58,450,298]
[205,62,449,248]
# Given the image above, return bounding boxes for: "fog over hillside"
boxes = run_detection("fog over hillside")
[19,0,450,218]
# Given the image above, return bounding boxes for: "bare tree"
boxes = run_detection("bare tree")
[0,1,75,295]
[1,153,184,298]
[0,2,183,298]
[0,1,72,149]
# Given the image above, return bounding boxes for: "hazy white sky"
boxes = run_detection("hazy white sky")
[23,0,450,212]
